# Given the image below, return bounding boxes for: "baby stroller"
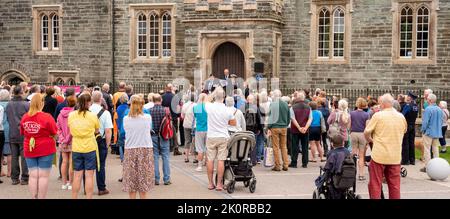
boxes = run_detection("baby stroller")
[313,155,361,199]
[215,131,257,194]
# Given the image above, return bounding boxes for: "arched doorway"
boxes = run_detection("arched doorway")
[1,70,27,85]
[212,42,245,79]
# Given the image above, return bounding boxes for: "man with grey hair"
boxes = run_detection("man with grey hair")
[420,93,443,172]
[289,92,312,168]
[101,83,113,113]
[225,96,246,133]
[90,91,113,195]
[364,93,406,199]
[423,89,433,109]
[5,86,30,185]
[205,87,236,191]
[267,89,291,171]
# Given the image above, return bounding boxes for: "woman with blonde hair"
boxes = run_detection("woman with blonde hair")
[20,94,58,198]
[122,95,154,199]
[350,98,370,180]
[327,99,351,147]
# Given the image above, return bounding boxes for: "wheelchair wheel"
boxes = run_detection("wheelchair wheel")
[249,180,256,193]
[401,167,407,177]
[318,194,326,199]
[355,195,362,199]
[227,180,236,194]
[244,180,250,188]
[313,189,319,199]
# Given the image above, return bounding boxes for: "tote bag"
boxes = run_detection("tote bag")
[264,137,275,167]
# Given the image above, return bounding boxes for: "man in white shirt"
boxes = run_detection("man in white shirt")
[205,88,236,191]
[90,91,113,196]
[181,94,196,162]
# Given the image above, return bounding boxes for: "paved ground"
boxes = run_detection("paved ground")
[0,148,449,199]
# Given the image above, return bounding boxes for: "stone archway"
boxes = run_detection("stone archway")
[0,70,29,85]
[198,30,254,81]
[0,62,31,85]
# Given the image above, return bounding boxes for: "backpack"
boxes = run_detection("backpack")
[327,112,340,138]
[332,154,356,190]
[160,107,174,141]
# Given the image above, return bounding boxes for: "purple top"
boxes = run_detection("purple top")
[350,110,370,132]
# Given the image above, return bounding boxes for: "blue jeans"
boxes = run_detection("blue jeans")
[118,134,125,162]
[152,135,170,183]
[96,139,108,191]
[256,132,265,162]
[25,153,54,170]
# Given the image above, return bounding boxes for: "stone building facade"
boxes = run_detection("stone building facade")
[0,0,449,90]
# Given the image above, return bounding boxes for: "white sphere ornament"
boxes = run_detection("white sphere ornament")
[426,158,450,181]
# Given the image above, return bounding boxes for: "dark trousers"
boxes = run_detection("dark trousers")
[170,118,179,152]
[58,151,62,177]
[439,126,447,146]
[179,119,185,147]
[96,139,108,191]
[401,126,416,164]
[321,132,329,156]
[0,131,4,168]
[291,132,309,166]
[11,142,28,181]
[287,128,292,156]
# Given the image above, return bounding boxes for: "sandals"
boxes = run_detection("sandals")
[215,187,224,191]
[208,185,216,190]
[309,160,317,163]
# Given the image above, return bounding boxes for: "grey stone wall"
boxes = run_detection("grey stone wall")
[280,0,450,91]
[0,0,112,83]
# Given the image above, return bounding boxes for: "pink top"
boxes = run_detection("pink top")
[56,107,74,147]
[327,110,351,140]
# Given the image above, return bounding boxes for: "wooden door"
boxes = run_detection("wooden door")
[212,42,245,79]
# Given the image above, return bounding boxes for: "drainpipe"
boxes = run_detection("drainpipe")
[111,0,116,92]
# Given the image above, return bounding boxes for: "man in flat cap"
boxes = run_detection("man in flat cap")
[401,91,419,165]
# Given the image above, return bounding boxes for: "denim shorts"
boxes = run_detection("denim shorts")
[72,151,97,171]
[25,153,55,170]
[2,142,11,155]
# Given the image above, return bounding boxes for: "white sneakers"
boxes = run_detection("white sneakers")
[61,183,72,190]
[195,166,203,172]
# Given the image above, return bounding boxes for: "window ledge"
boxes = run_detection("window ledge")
[311,58,349,64]
[131,57,174,64]
[393,58,435,65]
[35,50,62,56]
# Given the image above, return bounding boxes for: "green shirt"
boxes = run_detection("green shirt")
[268,100,290,129]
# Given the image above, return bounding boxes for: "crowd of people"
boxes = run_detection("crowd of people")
[0,70,448,199]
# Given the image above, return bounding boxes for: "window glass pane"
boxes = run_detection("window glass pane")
[52,15,59,49]
[416,6,429,57]
[333,8,345,57]
[41,15,49,49]
[399,7,413,57]
[150,13,159,57]
[137,14,147,57]
[162,12,172,57]
[318,8,330,57]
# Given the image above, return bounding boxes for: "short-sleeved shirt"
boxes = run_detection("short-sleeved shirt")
[350,110,370,132]
[124,114,153,149]
[20,112,58,158]
[194,103,208,132]
[364,108,407,165]
[311,110,322,127]
[205,102,233,138]
[68,111,100,153]
[89,104,113,138]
